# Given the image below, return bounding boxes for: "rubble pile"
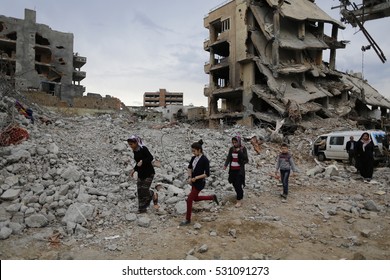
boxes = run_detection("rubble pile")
[0,90,390,259]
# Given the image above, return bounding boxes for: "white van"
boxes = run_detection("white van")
[312,130,386,163]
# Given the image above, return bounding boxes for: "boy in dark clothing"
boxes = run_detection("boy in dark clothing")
[128,135,158,213]
[275,143,298,199]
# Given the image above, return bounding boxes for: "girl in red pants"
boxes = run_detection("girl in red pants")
[180,140,219,226]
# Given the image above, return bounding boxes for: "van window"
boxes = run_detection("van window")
[330,136,344,145]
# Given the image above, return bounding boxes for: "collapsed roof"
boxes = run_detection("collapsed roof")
[204,0,390,127]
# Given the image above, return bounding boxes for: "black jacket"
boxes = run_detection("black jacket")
[188,155,210,190]
[224,146,249,177]
[346,140,356,153]
[133,146,155,179]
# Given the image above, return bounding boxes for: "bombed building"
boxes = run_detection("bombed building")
[203,0,390,128]
[0,9,86,106]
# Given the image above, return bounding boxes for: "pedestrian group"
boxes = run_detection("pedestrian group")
[127,131,375,226]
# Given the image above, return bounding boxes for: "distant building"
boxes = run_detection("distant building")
[143,88,183,108]
[0,9,86,105]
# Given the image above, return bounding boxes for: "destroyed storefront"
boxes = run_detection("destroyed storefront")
[203,0,390,128]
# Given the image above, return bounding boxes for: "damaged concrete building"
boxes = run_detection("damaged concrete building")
[203,0,390,128]
[0,9,86,105]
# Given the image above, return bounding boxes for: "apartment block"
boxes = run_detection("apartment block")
[0,9,86,105]
[143,88,183,108]
[203,0,390,127]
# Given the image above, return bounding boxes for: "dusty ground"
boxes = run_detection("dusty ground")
[1,115,389,260]
[1,176,390,260]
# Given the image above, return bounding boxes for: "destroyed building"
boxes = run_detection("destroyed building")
[0,9,86,106]
[203,0,390,128]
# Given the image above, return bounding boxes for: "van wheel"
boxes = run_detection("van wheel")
[318,153,326,161]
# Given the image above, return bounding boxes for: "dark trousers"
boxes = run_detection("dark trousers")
[229,170,244,201]
[186,186,214,221]
[348,151,356,165]
[280,170,290,195]
[137,176,154,210]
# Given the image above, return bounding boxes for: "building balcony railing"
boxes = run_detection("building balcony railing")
[73,55,87,68]
[204,62,211,74]
[72,70,86,81]
[204,39,210,50]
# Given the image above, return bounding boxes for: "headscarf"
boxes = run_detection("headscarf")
[127,135,144,148]
[232,135,243,149]
[359,132,371,151]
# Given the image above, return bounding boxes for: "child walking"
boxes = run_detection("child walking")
[180,140,219,226]
[275,143,298,199]
[127,135,159,213]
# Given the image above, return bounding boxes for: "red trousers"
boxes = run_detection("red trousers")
[186,186,213,221]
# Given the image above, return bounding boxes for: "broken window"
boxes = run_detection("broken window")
[35,33,50,45]
[221,18,230,32]
[6,31,17,40]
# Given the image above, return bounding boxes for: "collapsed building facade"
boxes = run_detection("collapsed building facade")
[203,0,390,128]
[0,9,86,106]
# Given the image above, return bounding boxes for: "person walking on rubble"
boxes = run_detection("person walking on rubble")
[346,136,357,165]
[355,132,375,182]
[127,135,158,213]
[180,140,219,226]
[275,143,298,199]
[223,135,249,208]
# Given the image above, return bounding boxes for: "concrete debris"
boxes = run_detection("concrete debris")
[1,85,390,259]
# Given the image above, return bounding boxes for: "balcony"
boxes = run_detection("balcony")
[72,70,86,81]
[73,55,87,68]
[203,39,210,51]
[204,62,211,74]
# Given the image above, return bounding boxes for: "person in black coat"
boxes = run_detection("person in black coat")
[180,140,219,226]
[223,135,248,207]
[345,136,357,165]
[128,135,158,213]
[355,132,375,181]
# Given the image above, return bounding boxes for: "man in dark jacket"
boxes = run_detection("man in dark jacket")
[345,136,356,165]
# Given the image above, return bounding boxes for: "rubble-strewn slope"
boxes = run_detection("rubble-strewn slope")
[1,100,390,259]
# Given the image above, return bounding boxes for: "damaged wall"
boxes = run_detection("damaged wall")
[73,94,121,110]
[0,9,86,106]
[203,0,390,128]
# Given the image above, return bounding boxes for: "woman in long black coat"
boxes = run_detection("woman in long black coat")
[355,132,374,181]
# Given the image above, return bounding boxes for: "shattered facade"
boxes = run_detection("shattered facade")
[203,0,390,128]
[0,9,86,106]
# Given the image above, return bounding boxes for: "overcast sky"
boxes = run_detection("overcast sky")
[2,0,390,106]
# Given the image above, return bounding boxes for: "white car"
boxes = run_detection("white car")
[312,130,386,163]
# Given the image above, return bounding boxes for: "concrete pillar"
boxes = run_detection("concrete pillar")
[329,25,338,70]
[272,8,280,76]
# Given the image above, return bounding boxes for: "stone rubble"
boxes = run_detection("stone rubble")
[0,92,390,259]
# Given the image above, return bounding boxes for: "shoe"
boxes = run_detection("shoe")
[213,195,219,205]
[179,220,191,226]
[153,192,159,205]
[280,193,287,199]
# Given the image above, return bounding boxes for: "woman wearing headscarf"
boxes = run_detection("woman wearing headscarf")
[355,132,375,182]
[127,135,158,213]
[223,135,249,207]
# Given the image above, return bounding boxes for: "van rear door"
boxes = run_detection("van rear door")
[327,135,347,160]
